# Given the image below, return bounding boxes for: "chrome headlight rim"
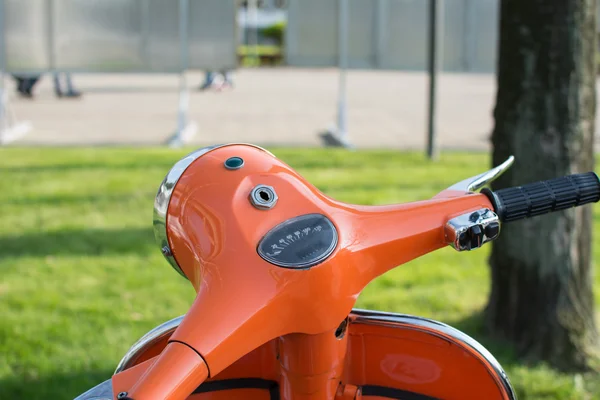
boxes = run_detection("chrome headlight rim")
[153,143,274,279]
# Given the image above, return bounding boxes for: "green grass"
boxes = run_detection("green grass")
[0,147,599,399]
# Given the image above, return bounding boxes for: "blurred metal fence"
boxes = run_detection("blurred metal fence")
[286,0,499,73]
[0,0,237,146]
[2,0,237,73]
[285,0,498,157]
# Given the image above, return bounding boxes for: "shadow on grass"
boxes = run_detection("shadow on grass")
[0,160,177,174]
[0,367,113,399]
[3,192,156,207]
[446,312,600,398]
[445,311,520,369]
[3,312,597,399]
[0,227,156,258]
[445,312,533,398]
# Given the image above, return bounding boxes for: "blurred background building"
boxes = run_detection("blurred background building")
[0,0,598,151]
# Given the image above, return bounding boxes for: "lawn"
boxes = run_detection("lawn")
[1,147,599,399]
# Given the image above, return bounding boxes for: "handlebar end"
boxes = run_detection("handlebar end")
[481,172,600,223]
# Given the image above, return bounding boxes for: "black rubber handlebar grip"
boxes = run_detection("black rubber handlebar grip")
[481,172,600,223]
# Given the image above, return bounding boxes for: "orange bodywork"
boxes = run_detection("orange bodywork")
[113,144,505,399]
[114,311,511,400]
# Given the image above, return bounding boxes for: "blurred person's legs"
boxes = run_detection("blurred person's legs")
[198,71,216,90]
[222,70,234,87]
[54,72,81,98]
[24,77,40,95]
[13,74,40,98]
[13,75,25,94]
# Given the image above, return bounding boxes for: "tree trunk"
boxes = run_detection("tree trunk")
[487,0,599,371]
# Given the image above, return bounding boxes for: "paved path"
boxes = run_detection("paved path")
[2,68,599,150]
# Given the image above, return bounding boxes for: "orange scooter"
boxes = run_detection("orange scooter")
[74,143,600,400]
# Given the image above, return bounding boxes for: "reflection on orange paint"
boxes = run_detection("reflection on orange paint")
[112,144,513,399]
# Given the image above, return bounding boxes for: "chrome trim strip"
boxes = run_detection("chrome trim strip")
[351,309,517,399]
[114,314,185,374]
[447,155,515,192]
[153,143,274,278]
[73,378,113,400]
[113,309,516,400]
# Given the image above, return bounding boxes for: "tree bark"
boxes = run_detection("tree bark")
[487,0,599,371]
